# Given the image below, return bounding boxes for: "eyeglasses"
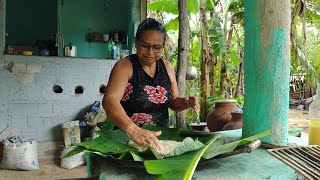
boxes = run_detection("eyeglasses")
[137,41,164,53]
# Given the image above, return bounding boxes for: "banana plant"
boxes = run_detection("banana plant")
[290,0,320,93]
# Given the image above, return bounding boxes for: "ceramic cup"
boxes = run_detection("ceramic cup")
[103,34,109,42]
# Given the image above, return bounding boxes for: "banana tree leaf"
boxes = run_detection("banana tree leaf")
[63,134,130,158]
[202,129,271,159]
[130,152,146,161]
[164,17,179,31]
[163,137,204,158]
[151,137,205,159]
[179,129,220,144]
[100,118,115,131]
[187,0,199,14]
[98,128,130,144]
[63,125,183,159]
[143,124,182,140]
[61,146,87,158]
[144,135,219,180]
[118,151,133,160]
[148,0,178,15]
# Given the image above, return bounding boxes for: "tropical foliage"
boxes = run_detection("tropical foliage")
[147,0,320,124]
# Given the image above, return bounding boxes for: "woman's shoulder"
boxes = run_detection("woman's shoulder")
[112,57,133,77]
[114,57,132,68]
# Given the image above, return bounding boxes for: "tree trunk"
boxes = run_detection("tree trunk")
[219,24,234,97]
[219,58,226,97]
[209,57,216,96]
[234,50,244,97]
[242,0,290,145]
[176,0,188,128]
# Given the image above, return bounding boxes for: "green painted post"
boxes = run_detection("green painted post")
[242,0,290,145]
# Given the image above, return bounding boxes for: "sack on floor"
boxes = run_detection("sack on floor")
[60,147,85,169]
[0,136,39,170]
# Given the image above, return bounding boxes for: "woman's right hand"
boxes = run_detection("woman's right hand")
[126,125,163,151]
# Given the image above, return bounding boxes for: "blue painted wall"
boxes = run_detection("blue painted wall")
[5,0,133,59]
[6,0,57,45]
[60,0,130,58]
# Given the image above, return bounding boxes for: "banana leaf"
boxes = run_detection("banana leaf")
[202,129,271,159]
[144,135,219,180]
[62,125,270,180]
[148,0,179,15]
[63,125,197,158]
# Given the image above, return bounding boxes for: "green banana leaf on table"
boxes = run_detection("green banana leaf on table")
[62,123,270,180]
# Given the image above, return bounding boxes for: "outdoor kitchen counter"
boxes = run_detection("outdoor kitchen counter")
[87,130,305,180]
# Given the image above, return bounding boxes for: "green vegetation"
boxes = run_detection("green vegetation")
[147,0,320,124]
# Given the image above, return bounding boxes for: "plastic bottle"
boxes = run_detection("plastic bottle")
[308,81,320,145]
[112,46,117,60]
[107,38,115,59]
[116,44,121,60]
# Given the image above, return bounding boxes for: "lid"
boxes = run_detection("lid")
[231,109,243,113]
[214,99,237,103]
[189,122,207,126]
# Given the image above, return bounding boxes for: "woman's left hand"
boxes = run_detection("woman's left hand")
[185,96,198,112]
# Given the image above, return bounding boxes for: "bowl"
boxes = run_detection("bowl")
[189,122,208,131]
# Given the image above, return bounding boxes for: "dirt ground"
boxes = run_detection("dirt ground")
[0,163,87,180]
[0,108,309,180]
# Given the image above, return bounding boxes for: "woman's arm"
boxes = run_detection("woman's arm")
[163,59,197,112]
[102,59,163,150]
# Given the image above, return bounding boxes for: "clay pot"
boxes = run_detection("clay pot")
[222,110,243,130]
[206,100,241,132]
[189,122,207,131]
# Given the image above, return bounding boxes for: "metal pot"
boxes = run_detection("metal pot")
[64,43,77,57]
[186,66,197,80]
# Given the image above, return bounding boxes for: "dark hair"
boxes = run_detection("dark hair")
[136,18,167,43]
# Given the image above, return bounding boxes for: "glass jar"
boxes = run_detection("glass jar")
[308,81,320,145]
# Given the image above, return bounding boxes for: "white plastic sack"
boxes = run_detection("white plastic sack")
[60,147,85,169]
[0,136,39,170]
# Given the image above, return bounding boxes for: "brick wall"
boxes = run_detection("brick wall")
[0,55,116,141]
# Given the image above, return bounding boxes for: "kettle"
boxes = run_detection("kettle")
[64,43,77,57]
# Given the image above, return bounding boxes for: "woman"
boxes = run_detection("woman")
[102,18,196,151]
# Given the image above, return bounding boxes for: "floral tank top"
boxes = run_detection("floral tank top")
[120,54,173,127]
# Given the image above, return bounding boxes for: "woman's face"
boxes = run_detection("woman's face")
[135,30,165,65]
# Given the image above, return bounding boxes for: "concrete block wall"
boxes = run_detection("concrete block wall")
[0,55,116,142]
